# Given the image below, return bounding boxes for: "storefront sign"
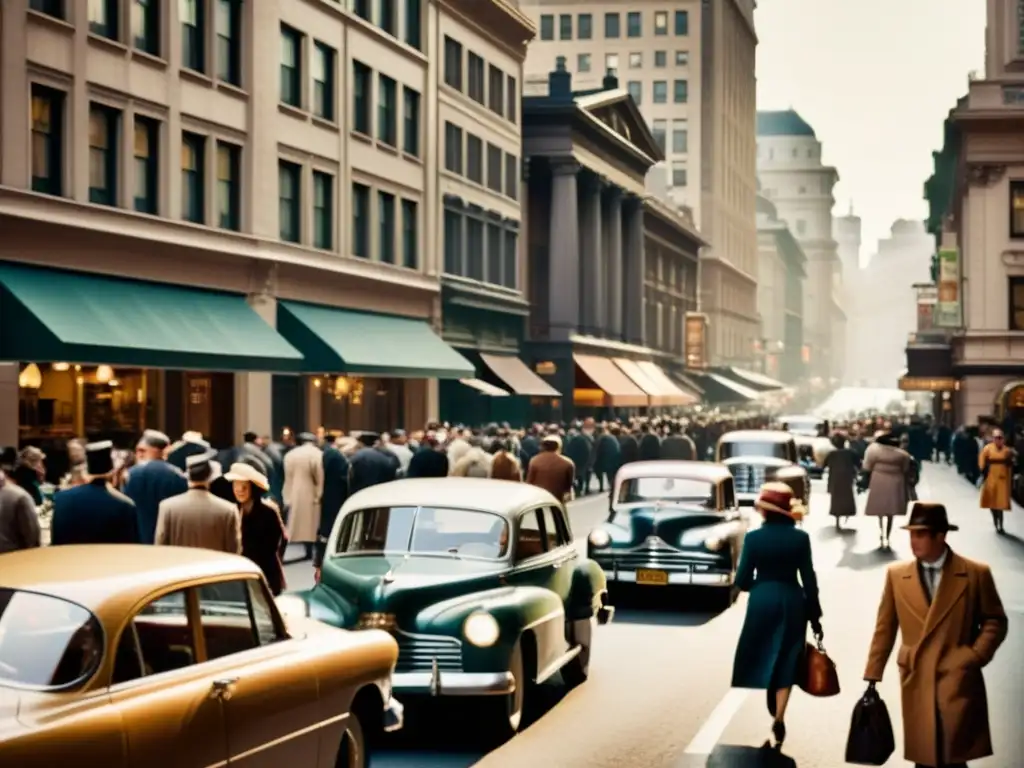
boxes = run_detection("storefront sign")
[915,284,937,332]
[898,376,958,392]
[684,313,707,369]
[535,361,556,376]
[935,249,961,328]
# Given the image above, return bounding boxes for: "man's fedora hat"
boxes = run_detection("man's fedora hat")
[902,501,959,532]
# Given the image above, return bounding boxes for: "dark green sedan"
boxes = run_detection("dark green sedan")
[277,478,613,737]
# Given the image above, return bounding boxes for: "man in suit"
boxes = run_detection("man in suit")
[51,441,140,545]
[349,432,399,494]
[314,438,350,574]
[661,422,697,460]
[155,451,241,554]
[124,429,188,544]
[864,502,1008,768]
[525,435,574,503]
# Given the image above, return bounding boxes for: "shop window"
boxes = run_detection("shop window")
[1010,277,1024,330]
[1010,181,1024,238]
[320,376,406,433]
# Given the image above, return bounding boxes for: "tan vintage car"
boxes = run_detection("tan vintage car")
[0,545,402,768]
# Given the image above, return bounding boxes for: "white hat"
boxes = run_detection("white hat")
[223,462,270,492]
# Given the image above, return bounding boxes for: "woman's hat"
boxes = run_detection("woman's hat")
[755,482,804,520]
[224,462,270,492]
[902,501,958,532]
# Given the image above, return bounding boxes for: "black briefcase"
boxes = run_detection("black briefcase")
[845,683,896,765]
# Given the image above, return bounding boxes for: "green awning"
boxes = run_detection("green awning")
[0,262,304,372]
[278,300,474,379]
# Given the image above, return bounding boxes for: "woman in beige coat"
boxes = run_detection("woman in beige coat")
[978,429,1013,533]
[863,432,910,548]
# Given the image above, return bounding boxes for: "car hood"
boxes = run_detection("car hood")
[322,555,506,621]
[610,507,730,547]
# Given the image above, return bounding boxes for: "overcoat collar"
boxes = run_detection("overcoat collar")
[899,549,968,637]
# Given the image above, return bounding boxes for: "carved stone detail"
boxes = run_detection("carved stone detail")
[966,164,1007,187]
[1001,250,1024,267]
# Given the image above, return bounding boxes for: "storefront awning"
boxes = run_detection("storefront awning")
[613,358,670,406]
[716,366,785,391]
[480,353,560,396]
[636,361,700,407]
[690,371,761,404]
[277,301,474,379]
[0,262,304,372]
[574,354,648,408]
[460,378,509,396]
[898,376,958,392]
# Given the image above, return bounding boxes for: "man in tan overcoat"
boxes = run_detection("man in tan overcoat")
[155,451,241,554]
[282,431,324,560]
[525,435,574,503]
[864,502,1007,768]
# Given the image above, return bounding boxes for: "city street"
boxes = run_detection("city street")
[285,466,1024,768]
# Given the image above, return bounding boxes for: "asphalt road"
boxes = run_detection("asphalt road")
[284,465,1024,768]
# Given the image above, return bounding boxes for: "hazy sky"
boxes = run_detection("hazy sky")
[755,0,986,254]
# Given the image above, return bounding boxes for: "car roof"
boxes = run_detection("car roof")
[0,545,261,626]
[341,477,561,517]
[719,430,793,443]
[615,460,732,483]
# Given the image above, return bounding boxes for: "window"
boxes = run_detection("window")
[378,0,396,35]
[313,171,333,249]
[444,122,463,173]
[467,53,484,103]
[515,509,545,560]
[313,42,335,121]
[487,223,502,286]
[504,153,518,199]
[403,87,420,156]
[654,10,668,35]
[404,0,422,49]
[488,65,504,116]
[627,81,642,105]
[675,50,689,66]
[651,119,666,153]
[181,132,205,223]
[216,141,240,230]
[675,10,689,35]
[443,208,463,274]
[377,75,397,146]
[111,590,192,684]
[655,50,667,67]
[486,144,502,193]
[506,75,517,124]
[88,105,118,206]
[31,85,64,196]
[278,160,300,243]
[401,199,417,268]
[280,26,302,107]
[653,81,667,103]
[353,0,370,21]
[539,14,554,40]
[466,218,484,280]
[629,52,642,69]
[674,79,689,103]
[132,0,159,55]
[541,506,570,548]
[578,13,592,39]
[604,12,619,38]
[1011,277,1024,329]
[352,183,370,257]
[133,117,158,214]
[605,53,619,72]
[672,120,688,153]
[467,135,483,184]
[626,11,641,37]
[1011,181,1024,237]
[671,161,687,187]
[181,0,205,73]
[30,0,64,18]
[443,36,463,90]
[88,0,118,40]
[795,219,807,236]
[378,191,395,263]
[216,0,241,85]
[559,14,572,40]
[503,230,517,288]
[197,580,280,660]
[352,61,372,135]
[577,53,591,73]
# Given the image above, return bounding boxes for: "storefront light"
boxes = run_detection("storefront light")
[95,365,114,384]
[18,364,42,389]
[108,379,120,387]
[52,362,70,372]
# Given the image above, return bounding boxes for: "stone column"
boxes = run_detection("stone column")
[603,188,624,339]
[578,172,604,336]
[233,293,275,441]
[548,161,580,341]
[623,195,646,345]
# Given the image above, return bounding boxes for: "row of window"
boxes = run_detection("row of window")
[443,203,518,290]
[349,0,423,50]
[539,10,689,41]
[443,123,519,201]
[578,50,689,74]
[353,62,420,156]
[442,37,518,125]
[624,79,689,106]
[650,120,689,155]
[351,181,419,268]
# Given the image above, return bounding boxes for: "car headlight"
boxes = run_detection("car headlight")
[275,595,310,619]
[588,529,612,548]
[680,524,732,551]
[463,612,500,647]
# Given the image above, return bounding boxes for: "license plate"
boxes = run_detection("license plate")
[636,569,669,585]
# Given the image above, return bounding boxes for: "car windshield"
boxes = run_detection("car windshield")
[335,506,510,559]
[619,477,715,507]
[719,440,790,461]
[0,589,103,690]
[782,418,823,436]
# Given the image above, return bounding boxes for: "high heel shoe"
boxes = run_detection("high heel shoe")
[772,720,786,746]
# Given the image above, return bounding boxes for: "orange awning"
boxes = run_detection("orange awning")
[636,361,700,406]
[573,354,648,407]
[613,358,669,406]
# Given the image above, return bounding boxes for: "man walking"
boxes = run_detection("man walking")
[155,451,241,554]
[863,502,1007,768]
[124,429,188,544]
[526,434,574,503]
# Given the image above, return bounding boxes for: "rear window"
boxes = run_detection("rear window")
[0,589,103,689]
[618,477,715,506]
[718,440,790,461]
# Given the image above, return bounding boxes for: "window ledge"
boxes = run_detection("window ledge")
[180,68,214,87]
[402,152,423,165]
[87,33,129,55]
[216,81,249,100]
[376,141,400,156]
[131,49,168,69]
[26,9,75,34]
[350,130,373,146]
[342,12,428,65]
[278,102,307,120]
[311,115,340,132]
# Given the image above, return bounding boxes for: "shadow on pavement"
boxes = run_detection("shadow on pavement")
[815,525,857,541]
[995,531,1024,551]
[610,588,730,626]
[705,743,797,767]
[835,534,899,572]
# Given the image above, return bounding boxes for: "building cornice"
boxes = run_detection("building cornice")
[438,0,537,59]
[643,199,708,248]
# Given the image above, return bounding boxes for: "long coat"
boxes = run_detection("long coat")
[825,447,858,518]
[407,447,449,478]
[241,497,288,595]
[526,450,575,502]
[864,550,1008,766]
[863,442,910,518]
[155,488,241,554]
[661,434,696,461]
[978,442,1012,511]
[732,521,822,690]
[124,459,188,544]
[490,451,521,481]
[282,442,324,544]
[51,482,140,545]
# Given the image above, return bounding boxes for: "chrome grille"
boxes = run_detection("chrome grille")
[606,552,707,569]
[729,463,767,493]
[393,631,463,673]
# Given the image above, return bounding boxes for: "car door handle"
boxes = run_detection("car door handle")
[210,677,240,700]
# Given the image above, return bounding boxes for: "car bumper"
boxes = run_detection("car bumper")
[393,669,515,697]
[596,558,732,586]
[382,696,404,732]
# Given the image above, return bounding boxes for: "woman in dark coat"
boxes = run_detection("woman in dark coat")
[824,433,858,528]
[406,437,449,478]
[731,483,823,748]
[225,462,287,595]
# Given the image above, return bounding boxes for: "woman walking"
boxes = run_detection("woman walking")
[863,431,910,548]
[731,483,823,749]
[824,433,858,529]
[225,462,288,595]
[979,429,1013,533]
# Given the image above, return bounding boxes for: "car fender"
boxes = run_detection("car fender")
[568,559,608,619]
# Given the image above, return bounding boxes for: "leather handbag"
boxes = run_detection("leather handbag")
[799,636,840,697]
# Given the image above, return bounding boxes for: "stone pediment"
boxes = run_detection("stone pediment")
[575,91,664,163]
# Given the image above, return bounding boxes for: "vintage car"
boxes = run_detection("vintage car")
[586,461,749,607]
[279,477,613,738]
[716,430,811,511]
[0,545,402,768]
[776,414,833,478]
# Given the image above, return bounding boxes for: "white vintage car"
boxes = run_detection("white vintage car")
[776,415,834,479]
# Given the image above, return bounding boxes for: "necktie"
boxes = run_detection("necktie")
[924,567,936,602]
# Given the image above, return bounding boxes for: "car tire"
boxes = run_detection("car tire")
[561,617,593,688]
[335,710,366,768]
[485,637,528,741]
